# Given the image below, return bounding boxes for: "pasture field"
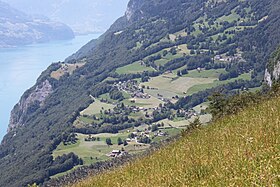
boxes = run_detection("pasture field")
[127,96,164,109]
[156,114,212,129]
[183,68,226,78]
[217,12,240,23]
[51,63,85,80]
[116,61,154,74]
[154,52,183,66]
[102,77,117,83]
[193,102,209,113]
[81,99,115,116]
[53,133,149,166]
[177,44,190,55]
[186,72,251,95]
[121,92,164,109]
[141,73,215,99]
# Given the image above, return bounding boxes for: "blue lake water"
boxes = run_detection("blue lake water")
[0,33,100,141]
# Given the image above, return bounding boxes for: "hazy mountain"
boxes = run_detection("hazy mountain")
[2,0,130,34]
[0,1,74,47]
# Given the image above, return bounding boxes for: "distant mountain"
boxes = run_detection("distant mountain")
[2,0,130,35]
[0,1,74,48]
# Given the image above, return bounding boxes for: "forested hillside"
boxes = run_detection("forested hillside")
[1,0,280,186]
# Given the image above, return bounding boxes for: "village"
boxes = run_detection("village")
[214,53,245,63]
[106,126,170,158]
[111,79,199,119]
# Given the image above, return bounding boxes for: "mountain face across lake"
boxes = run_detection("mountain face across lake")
[0,33,100,141]
[0,0,74,48]
[2,0,130,35]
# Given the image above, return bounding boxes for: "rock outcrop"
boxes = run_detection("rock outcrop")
[265,47,280,87]
[8,79,53,131]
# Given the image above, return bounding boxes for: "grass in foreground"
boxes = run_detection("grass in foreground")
[73,95,280,187]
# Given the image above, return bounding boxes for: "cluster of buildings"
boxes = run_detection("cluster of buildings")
[177,109,198,119]
[214,53,245,63]
[114,80,151,99]
[107,150,128,158]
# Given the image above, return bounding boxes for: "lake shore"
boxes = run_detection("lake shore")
[0,34,101,141]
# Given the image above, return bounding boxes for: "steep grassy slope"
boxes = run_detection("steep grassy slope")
[74,96,280,187]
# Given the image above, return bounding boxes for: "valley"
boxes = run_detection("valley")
[1,0,280,186]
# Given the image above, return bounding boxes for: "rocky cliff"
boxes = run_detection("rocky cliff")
[8,79,53,131]
[265,47,280,86]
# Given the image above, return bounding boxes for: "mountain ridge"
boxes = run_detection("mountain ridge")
[1,0,130,35]
[0,0,74,48]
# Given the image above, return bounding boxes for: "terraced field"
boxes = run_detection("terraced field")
[140,73,216,99]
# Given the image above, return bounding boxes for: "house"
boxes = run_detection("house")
[109,150,121,157]
[158,132,167,137]
[108,150,128,158]
[126,138,132,142]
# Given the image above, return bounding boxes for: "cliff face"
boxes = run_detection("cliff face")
[265,47,280,86]
[125,0,144,21]
[0,1,74,48]
[8,79,53,131]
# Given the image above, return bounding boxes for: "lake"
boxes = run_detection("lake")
[0,33,100,141]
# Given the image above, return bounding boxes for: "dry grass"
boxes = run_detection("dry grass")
[51,63,85,80]
[72,95,280,187]
[80,99,115,116]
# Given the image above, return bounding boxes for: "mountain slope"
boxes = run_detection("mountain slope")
[265,47,280,86]
[74,94,280,187]
[1,0,280,186]
[0,1,74,48]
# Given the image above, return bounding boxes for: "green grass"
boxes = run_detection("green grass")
[155,58,169,66]
[102,77,117,83]
[152,50,184,67]
[125,96,164,109]
[116,61,154,74]
[183,68,226,78]
[156,114,212,129]
[81,99,115,116]
[73,94,280,187]
[193,102,209,113]
[187,72,251,95]
[141,73,216,99]
[79,116,94,124]
[217,12,240,23]
[53,133,140,166]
